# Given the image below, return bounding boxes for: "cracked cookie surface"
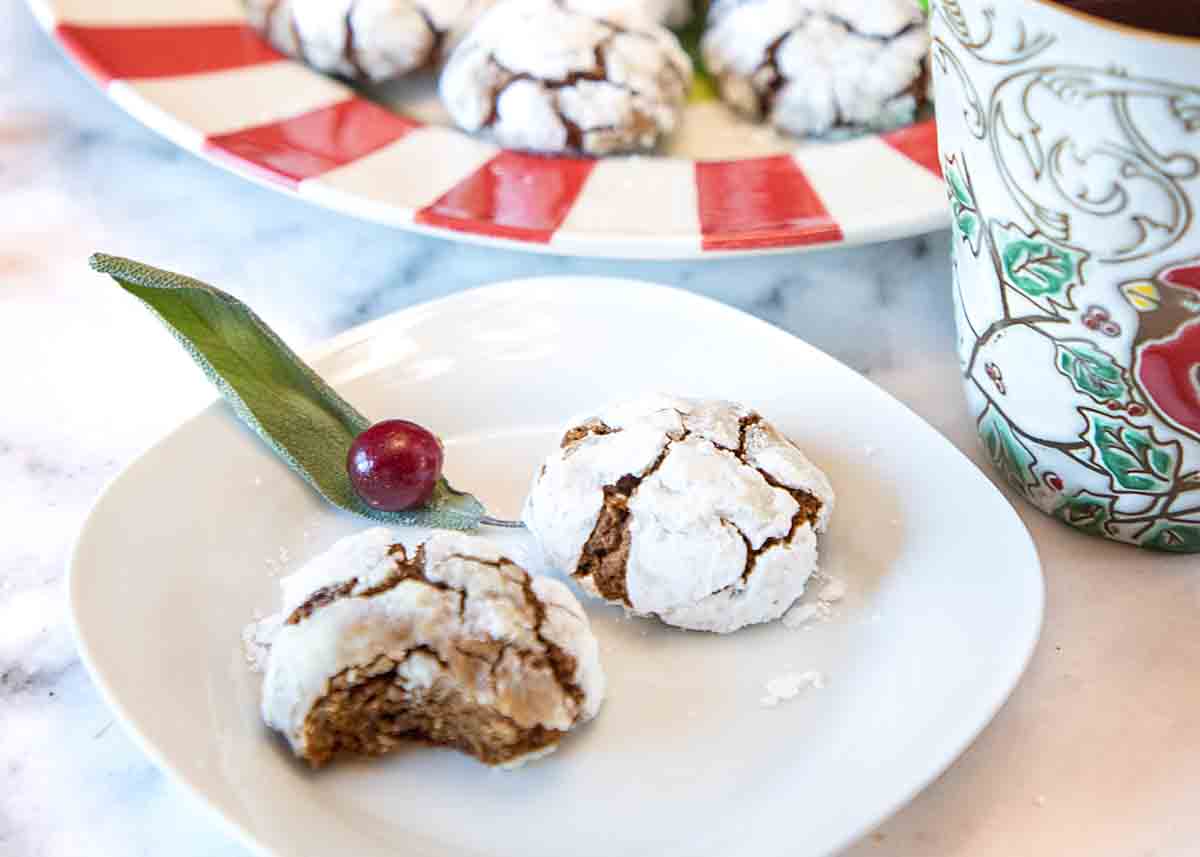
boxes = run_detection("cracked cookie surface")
[702,0,928,137]
[574,0,695,27]
[244,0,494,83]
[523,395,835,633]
[257,528,604,768]
[439,0,692,155]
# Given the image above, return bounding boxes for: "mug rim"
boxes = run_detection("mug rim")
[1026,0,1200,46]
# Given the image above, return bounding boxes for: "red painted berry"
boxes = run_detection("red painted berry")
[347,420,444,511]
[1128,403,1147,417]
[1100,321,1121,337]
[1106,400,1122,411]
[1083,317,1101,330]
[1085,305,1110,322]
[1045,472,1064,492]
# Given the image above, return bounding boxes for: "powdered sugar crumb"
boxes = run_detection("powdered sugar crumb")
[782,575,846,628]
[760,670,824,707]
[818,577,846,602]
[241,611,282,673]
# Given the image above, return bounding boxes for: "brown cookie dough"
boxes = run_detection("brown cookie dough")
[256,528,605,768]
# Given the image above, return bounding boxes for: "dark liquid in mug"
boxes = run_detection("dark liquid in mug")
[1046,1,1200,37]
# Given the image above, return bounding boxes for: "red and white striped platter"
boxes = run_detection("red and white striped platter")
[31,0,949,258]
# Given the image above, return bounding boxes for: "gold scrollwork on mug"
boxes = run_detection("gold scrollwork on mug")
[989,67,1200,262]
[932,38,987,138]
[934,0,1055,65]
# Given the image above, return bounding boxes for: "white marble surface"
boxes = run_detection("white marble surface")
[2,1,1198,855]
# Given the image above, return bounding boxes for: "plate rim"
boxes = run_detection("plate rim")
[68,276,1044,857]
[30,0,949,260]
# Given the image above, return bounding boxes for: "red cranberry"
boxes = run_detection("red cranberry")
[347,420,444,511]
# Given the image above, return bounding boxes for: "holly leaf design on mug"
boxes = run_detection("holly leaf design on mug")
[1054,339,1127,403]
[978,405,1038,491]
[1079,409,1180,495]
[991,221,1087,313]
[1142,521,1200,553]
[945,156,982,256]
[1053,490,1115,538]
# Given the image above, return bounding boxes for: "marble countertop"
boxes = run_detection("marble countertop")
[3,2,1198,854]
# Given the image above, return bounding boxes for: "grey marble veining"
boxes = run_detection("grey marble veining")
[5,1,1199,855]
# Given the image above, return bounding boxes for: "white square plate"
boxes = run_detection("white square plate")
[70,278,1042,857]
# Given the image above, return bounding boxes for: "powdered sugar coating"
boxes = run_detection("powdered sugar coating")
[575,0,694,27]
[258,528,605,765]
[523,395,835,633]
[244,0,494,82]
[702,0,928,137]
[439,0,692,154]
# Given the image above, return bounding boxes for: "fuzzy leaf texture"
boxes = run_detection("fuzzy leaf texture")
[90,254,486,530]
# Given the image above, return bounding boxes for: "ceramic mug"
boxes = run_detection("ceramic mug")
[930,0,1200,551]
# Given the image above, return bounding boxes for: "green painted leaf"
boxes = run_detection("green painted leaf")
[1080,409,1180,494]
[992,222,1086,308]
[945,160,982,255]
[1142,522,1200,553]
[90,254,486,530]
[1054,339,1127,402]
[978,405,1038,491]
[1053,490,1114,537]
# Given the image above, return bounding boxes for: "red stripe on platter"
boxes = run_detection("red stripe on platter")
[415,152,595,243]
[205,99,421,188]
[695,156,843,251]
[55,23,282,84]
[881,120,942,178]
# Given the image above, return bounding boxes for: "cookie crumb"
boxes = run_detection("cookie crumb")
[760,670,824,707]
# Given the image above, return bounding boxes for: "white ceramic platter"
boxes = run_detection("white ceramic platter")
[30,0,946,258]
[70,277,1042,857]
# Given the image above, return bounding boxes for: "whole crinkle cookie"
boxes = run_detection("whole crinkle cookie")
[523,395,835,633]
[702,0,929,137]
[439,0,693,155]
[243,0,495,83]
[255,528,605,768]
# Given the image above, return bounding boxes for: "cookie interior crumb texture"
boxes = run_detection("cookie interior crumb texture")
[523,395,835,633]
[256,528,605,768]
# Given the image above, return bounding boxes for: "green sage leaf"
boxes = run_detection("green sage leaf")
[90,253,485,530]
[675,0,717,103]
